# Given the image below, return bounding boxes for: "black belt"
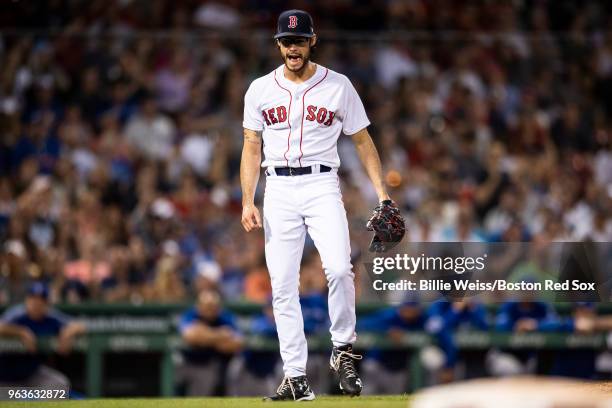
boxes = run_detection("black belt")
[272,165,332,176]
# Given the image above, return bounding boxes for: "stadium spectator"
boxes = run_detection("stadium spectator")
[243,258,272,304]
[99,246,136,302]
[507,243,559,302]
[143,253,187,303]
[0,239,31,304]
[0,282,86,387]
[176,289,243,396]
[125,94,176,161]
[63,235,111,291]
[154,48,194,114]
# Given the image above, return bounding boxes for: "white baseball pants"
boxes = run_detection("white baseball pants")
[263,168,357,378]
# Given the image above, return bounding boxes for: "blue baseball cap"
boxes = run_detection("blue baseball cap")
[274,10,315,39]
[27,282,49,300]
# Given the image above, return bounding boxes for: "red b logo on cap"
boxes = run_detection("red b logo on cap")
[288,15,298,28]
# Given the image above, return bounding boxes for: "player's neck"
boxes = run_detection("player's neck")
[283,61,317,84]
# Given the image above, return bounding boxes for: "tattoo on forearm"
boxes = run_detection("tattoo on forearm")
[244,134,261,145]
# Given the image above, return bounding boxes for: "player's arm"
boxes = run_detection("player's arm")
[593,316,612,331]
[213,327,244,354]
[57,321,87,354]
[351,128,390,202]
[240,128,263,232]
[574,315,612,332]
[181,322,227,347]
[0,322,37,352]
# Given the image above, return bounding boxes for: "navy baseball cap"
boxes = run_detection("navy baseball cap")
[27,282,49,300]
[274,10,315,39]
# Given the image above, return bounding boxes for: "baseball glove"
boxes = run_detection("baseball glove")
[366,200,406,252]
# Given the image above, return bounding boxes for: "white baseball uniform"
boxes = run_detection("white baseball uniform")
[243,63,370,378]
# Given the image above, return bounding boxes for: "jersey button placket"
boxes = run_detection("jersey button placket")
[289,90,302,167]
[295,79,306,187]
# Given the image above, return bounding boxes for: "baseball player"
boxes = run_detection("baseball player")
[240,9,404,401]
[0,282,86,388]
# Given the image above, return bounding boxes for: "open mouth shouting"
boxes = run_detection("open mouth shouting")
[286,53,304,69]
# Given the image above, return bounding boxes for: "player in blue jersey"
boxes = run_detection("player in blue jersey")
[0,282,85,387]
[177,289,243,396]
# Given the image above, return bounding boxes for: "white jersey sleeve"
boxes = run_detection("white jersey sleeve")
[341,76,370,135]
[243,80,264,131]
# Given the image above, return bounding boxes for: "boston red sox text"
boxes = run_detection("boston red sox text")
[372,279,596,292]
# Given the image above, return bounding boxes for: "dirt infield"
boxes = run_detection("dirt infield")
[412,376,612,408]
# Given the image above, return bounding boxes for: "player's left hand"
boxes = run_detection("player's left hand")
[366,200,405,252]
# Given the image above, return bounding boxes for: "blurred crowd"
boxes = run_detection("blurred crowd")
[0,0,611,306]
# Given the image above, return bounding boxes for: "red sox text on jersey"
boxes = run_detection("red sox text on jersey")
[263,105,335,126]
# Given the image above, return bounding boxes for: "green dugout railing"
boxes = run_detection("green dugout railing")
[35,302,612,314]
[0,301,388,316]
[2,301,611,316]
[0,331,607,398]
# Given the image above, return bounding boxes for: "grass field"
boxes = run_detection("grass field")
[0,395,410,408]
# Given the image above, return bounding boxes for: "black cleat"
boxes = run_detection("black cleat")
[263,375,316,402]
[330,344,363,396]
